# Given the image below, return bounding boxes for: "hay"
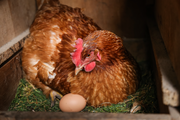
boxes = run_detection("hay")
[8,61,158,113]
[8,79,60,112]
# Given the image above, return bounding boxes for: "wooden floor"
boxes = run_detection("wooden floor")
[0,112,171,120]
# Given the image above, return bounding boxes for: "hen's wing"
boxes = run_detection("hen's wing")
[22,1,100,106]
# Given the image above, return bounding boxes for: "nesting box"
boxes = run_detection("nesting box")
[0,0,179,119]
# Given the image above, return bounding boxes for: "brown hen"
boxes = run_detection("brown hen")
[22,0,141,107]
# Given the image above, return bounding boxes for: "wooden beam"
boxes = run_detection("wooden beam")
[147,17,180,107]
[151,50,169,113]
[0,30,28,65]
[0,112,171,120]
[0,51,23,111]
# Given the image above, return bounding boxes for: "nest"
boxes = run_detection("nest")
[8,61,159,113]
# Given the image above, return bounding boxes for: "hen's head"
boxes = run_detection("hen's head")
[71,37,101,75]
[71,30,123,75]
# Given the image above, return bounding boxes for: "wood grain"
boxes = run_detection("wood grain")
[0,112,171,120]
[0,31,28,65]
[0,0,15,48]
[147,17,180,107]
[0,51,22,111]
[0,0,35,47]
[155,0,180,87]
[151,48,169,113]
[8,0,36,37]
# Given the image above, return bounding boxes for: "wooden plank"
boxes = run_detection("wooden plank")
[59,0,147,38]
[151,49,169,113]
[0,51,22,111]
[0,112,171,120]
[0,30,28,65]
[0,0,35,48]
[0,0,15,47]
[147,17,180,107]
[168,106,180,120]
[155,0,180,86]
[8,0,36,37]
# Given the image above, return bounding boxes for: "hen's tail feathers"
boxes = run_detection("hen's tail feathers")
[36,0,60,10]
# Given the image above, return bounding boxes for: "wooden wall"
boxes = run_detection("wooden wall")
[0,0,36,48]
[60,0,147,38]
[0,0,148,47]
[155,0,180,84]
[0,52,22,111]
[0,0,148,49]
[0,0,36,110]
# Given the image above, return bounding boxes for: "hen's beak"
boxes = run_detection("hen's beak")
[75,64,85,75]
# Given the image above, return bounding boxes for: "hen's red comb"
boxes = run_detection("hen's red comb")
[71,38,83,66]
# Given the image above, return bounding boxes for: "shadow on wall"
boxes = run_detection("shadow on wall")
[120,0,147,38]
[60,0,147,38]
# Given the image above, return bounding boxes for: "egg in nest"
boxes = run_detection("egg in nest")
[59,93,86,112]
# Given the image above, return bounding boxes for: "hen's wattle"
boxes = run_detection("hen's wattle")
[22,0,140,107]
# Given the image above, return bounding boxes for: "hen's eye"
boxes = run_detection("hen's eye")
[87,54,90,57]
